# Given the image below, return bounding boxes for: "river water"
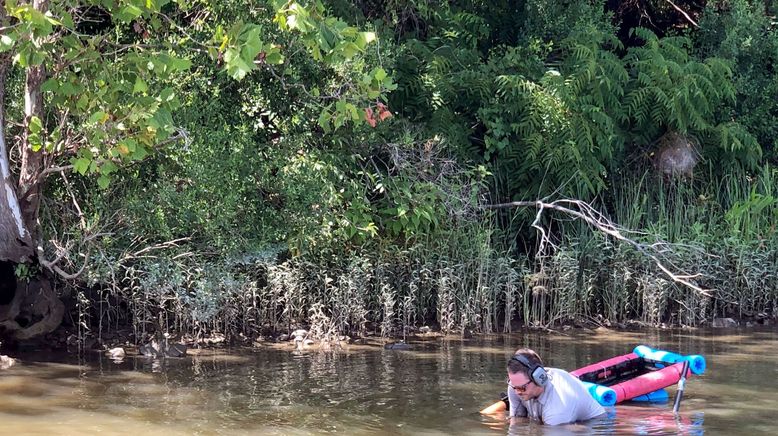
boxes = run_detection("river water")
[1,327,775,435]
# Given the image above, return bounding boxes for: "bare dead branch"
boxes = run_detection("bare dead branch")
[129,237,192,258]
[484,199,712,297]
[38,248,89,280]
[665,0,699,28]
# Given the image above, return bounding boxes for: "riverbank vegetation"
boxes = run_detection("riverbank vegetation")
[1,0,777,345]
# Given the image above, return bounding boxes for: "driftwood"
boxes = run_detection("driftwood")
[484,199,711,297]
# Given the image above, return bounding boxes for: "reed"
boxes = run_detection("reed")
[71,164,778,342]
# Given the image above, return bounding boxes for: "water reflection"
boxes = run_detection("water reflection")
[1,328,777,434]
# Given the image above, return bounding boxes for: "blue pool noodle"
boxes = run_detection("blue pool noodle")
[581,381,617,406]
[633,345,706,375]
[631,388,669,402]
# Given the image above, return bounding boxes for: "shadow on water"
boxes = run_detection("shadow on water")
[1,327,777,435]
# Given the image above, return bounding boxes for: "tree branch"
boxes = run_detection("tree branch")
[665,0,699,28]
[484,199,712,297]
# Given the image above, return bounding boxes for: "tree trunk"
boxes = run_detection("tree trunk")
[0,1,63,343]
[0,5,34,263]
[17,0,49,247]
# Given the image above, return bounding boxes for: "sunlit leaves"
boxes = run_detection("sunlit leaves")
[274,0,378,64]
[216,22,284,80]
[0,34,16,52]
[116,4,144,23]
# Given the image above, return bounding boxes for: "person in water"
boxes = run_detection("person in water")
[506,348,605,426]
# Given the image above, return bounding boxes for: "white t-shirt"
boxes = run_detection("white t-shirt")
[508,367,605,425]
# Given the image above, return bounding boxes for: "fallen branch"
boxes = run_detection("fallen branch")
[484,199,712,297]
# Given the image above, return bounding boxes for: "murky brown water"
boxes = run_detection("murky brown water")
[1,327,775,435]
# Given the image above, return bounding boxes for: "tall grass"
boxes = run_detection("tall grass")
[75,165,778,341]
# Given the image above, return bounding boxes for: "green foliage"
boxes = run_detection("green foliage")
[14,0,778,337]
[694,0,778,162]
[2,0,391,196]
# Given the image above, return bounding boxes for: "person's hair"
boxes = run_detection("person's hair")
[507,348,544,375]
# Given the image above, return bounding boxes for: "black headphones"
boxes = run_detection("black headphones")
[510,354,549,387]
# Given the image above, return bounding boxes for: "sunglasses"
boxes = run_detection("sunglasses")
[507,378,533,393]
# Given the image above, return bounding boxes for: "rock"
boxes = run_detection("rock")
[139,343,160,357]
[0,355,16,370]
[204,333,225,345]
[139,341,187,358]
[419,326,431,334]
[106,347,126,359]
[712,317,738,328]
[293,335,315,351]
[384,342,411,351]
[167,343,187,357]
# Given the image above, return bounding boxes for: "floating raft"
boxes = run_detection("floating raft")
[480,345,706,414]
[571,345,706,406]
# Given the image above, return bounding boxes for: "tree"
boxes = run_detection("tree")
[0,0,390,338]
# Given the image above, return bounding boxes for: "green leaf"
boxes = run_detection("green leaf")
[29,133,41,152]
[100,160,118,175]
[374,67,387,82]
[73,157,91,175]
[356,31,376,49]
[97,175,111,189]
[133,76,148,94]
[317,109,331,132]
[340,42,360,59]
[159,87,176,102]
[148,107,174,130]
[239,25,264,61]
[88,111,107,124]
[224,47,253,80]
[167,56,192,71]
[0,34,16,52]
[41,78,59,92]
[61,12,74,29]
[264,50,284,65]
[117,5,144,23]
[132,144,148,160]
[28,116,43,134]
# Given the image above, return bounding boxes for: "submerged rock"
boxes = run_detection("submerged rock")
[384,342,411,351]
[712,318,738,328]
[167,343,187,357]
[139,341,187,357]
[291,329,308,339]
[0,355,16,370]
[139,343,159,357]
[106,347,126,360]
